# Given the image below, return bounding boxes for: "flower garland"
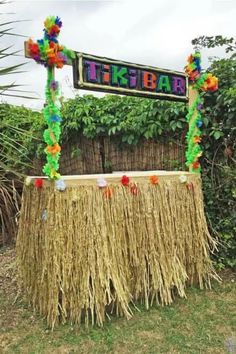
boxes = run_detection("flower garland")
[27,16,75,179]
[185,52,218,173]
[29,174,193,196]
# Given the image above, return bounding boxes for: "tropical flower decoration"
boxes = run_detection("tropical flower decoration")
[149,175,159,185]
[185,52,218,173]
[121,175,130,186]
[27,16,73,69]
[25,176,31,186]
[104,186,113,198]
[27,16,75,180]
[130,183,138,196]
[179,174,187,184]
[97,178,108,188]
[55,179,66,191]
[186,182,194,191]
[34,178,43,189]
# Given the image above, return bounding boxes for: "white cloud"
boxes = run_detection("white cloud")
[0,0,235,109]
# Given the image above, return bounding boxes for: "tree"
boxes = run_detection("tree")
[192,35,236,268]
[192,35,236,54]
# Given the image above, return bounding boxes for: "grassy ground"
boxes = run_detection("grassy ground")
[0,247,236,354]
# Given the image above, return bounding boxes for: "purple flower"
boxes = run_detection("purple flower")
[50,80,58,91]
[197,103,203,110]
[55,16,62,28]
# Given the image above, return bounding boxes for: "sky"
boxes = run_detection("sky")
[1,0,235,110]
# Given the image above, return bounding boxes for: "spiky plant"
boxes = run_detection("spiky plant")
[0,0,36,245]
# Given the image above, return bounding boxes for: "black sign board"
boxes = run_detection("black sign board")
[73,52,188,102]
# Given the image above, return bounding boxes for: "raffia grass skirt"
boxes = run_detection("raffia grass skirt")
[16,173,217,328]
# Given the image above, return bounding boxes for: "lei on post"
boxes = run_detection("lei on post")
[185,52,218,173]
[27,16,75,179]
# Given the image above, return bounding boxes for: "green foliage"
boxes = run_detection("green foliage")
[192,35,236,54]
[0,103,43,175]
[0,18,35,98]
[0,103,42,245]
[194,35,236,269]
[61,95,187,145]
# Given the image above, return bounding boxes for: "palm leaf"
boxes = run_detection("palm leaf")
[0,1,39,245]
[0,48,21,59]
[0,27,27,37]
[0,63,26,75]
[0,20,30,27]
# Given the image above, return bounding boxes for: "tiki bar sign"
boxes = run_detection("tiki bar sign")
[73,53,188,102]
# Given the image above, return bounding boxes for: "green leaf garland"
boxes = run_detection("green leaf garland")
[185,52,218,173]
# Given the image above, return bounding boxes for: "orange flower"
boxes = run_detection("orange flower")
[46,143,61,155]
[149,175,159,185]
[130,183,138,196]
[192,161,200,169]
[46,47,55,58]
[186,182,194,191]
[193,136,201,143]
[104,186,113,199]
[55,60,64,69]
[202,73,218,92]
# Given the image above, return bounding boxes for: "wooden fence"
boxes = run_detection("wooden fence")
[30,135,186,176]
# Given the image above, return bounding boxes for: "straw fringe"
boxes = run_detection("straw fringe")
[16,175,217,328]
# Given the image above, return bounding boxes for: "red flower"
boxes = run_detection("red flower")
[34,178,43,189]
[49,25,60,37]
[48,57,57,65]
[49,41,56,49]
[192,161,200,169]
[121,175,130,186]
[28,39,39,56]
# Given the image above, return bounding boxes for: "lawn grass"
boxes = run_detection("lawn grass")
[0,247,235,354]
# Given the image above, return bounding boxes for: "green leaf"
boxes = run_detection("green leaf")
[203,117,209,126]
[213,131,223,140]
[176,121,182,128]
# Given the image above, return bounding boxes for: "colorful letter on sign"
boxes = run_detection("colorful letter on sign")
[73,53,188,101]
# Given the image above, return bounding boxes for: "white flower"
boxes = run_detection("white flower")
[42,209,48,221]
[25,177,31,186]
[97,178,107,188]
[179,174,187,183]
[55,179,66,191]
